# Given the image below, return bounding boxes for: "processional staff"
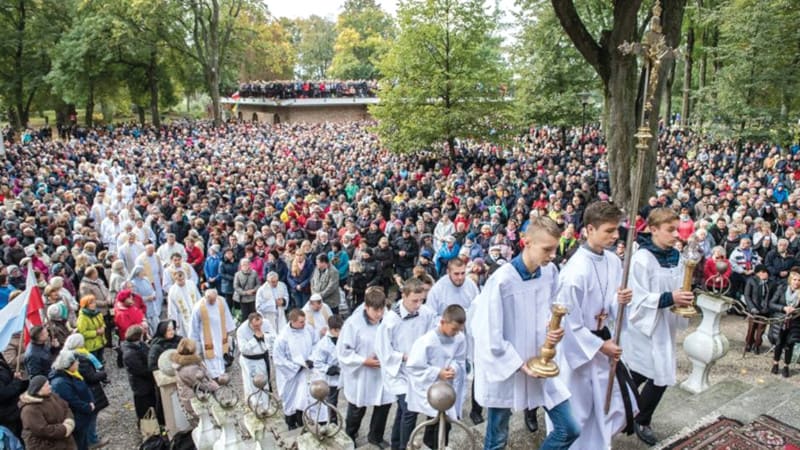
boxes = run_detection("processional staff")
[604,1,680,414]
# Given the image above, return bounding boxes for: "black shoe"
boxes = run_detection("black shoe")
[470,409,484,425]
[524,408,539,433]
[115,347,124,368]
[634,422,658,446]
[772,364,780,374]
[783,366,791,378]
[754,346,761,355]
[367,439,389,449]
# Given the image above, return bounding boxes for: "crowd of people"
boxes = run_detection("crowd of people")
[0,118,799,449]
[232,80,378,99]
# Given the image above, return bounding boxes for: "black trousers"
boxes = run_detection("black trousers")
[423,417,452,450]
[631,371,667,427]
[471,378,482,415]
[774,327,796,365]
[134,392,158,423]
[240,301,256,320]
[345,402,391,444]
[285,410,304,430]
[327,386,339,424]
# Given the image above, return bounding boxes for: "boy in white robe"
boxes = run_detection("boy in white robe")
[471,217,579,450]
[189,289,235,379]
[375,278,438,450]
[167,270,201,337]
[237,312,276,398]
[337,288,395,447]
[406,304,467,449]
[163,253,199,292]
[274,309,322,430]
[311,315,344,424]
[621,208,692,446]
[553,202,637,449]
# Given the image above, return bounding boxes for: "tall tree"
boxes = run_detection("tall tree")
[544,0,687,210]
[234,8,295,81]
[329,0,394,79]
[46,9,118,127]
[295,16,336,79]
[371,0,511,154]
[512,2,600,130]
[152,0,252,126]
[0,0,70,128]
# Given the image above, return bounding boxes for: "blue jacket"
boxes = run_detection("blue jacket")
[219,259,238,294]
[23,343,53,379]
[49,369,95,430]
[203,254,221,281]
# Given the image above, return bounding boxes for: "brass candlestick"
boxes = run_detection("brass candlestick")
[526,303,569,377]
[672,242,700,317]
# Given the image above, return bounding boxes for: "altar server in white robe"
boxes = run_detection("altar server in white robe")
[237,312,276,399]
[337,288,395,446]
[471,216,579,450]
[406,304,467,450]
[168,270,201,337]
[190,289,235,379]
[375,278,438,450]
[303,293,333,340]
[274,309,326,430]
[311,315,344,424]
[163,253,199,292]
[552,202,637,450]
[621,208,691,446]
[256,271,289,332]
[426,258,479,316]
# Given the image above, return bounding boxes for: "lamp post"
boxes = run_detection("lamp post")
[577,91,591,133]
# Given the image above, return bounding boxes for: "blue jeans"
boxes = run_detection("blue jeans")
[88,413,98,444]
[390,394,417,449]
[484,400,579,450]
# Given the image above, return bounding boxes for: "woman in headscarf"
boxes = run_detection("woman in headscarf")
[129,266,158,335]
[48,352,95,450]
[171,338,218,427]
[62,335,109,449]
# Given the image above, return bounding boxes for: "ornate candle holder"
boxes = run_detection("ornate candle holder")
[526,302,569,377]
[672,240,700,317]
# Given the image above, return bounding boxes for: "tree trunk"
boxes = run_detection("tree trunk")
[85,80,95,127]
[137,105,146,124]
[605,56,639,211]
[148,48,160,128]
[681,22,694,128]
[208,68,222,126]
[662,62,675,127]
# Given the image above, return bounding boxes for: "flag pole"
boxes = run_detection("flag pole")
[14,262,36,374]
[603,1,678,414]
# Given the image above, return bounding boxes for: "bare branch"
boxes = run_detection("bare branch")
[551,0,609,82]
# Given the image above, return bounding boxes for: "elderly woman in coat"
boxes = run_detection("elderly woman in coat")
[19,375,76,450]
[171,338,218,427]
[48,352,95,450]
[130,266,159,335]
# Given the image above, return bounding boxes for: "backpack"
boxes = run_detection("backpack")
[139,435,170,450]
[170,430,197,450]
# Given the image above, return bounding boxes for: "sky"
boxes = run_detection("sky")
[264,0,518,25]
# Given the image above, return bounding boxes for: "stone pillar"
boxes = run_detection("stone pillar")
[153,369,191,438]
[210,397,246,450]
[190,397,220,450]
[681,293,730,394]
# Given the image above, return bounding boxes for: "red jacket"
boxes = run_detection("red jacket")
[186,245,204,267]
[114,289,146,339]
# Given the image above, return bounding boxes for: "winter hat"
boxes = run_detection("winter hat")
[7,238,17,247]
[27,375,48,396]
[420,249,433,260]
[52,351,77,371]
[64,334,85,351]
[23,246,35,257]
[47,303,66,321]
[310,293,323,302]
[755,264,768,274]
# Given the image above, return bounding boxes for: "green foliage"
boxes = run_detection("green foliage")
[294,16,337,79]
[329,0,395,80]
[371,0,512,153]
[692,0,800,142]
[512,1,601,127]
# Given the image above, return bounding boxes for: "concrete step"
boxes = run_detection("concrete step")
[710,380,797,425]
